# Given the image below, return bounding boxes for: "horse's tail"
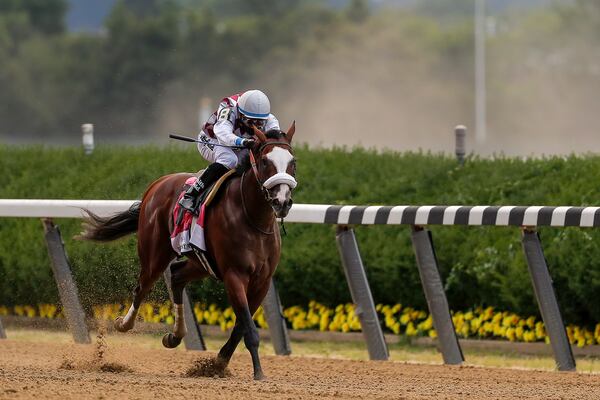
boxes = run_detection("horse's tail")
[76,201,141,242]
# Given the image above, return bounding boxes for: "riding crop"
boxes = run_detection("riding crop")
[169,133,245,149]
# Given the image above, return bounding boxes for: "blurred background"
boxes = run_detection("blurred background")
[1,0,598,156]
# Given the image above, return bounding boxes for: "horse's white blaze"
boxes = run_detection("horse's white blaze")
[274,184,291,205]
[266,147,296,198]
[267,147,293,175]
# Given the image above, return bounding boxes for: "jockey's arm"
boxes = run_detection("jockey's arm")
[213,106,241,147]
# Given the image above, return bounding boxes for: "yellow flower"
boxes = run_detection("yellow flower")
[406,322,417,336]
[506,327,516,341]
[319,312,330,332]
[515,326,524,340]
[341,322,350,333]
[526,316,536,328]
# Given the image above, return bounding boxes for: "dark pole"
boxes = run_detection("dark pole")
[336,225,388,360]
[42,219,91,344]
[411,225,464,364]
[262,279,292,355]
[521,228,576,371]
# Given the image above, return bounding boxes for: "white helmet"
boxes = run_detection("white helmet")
[237,90,271,120]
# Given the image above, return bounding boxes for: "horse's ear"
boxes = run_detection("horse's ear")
[252,126,267,143]
[285,121,295,143]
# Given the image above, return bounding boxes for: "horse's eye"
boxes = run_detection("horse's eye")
[262,158,269,167]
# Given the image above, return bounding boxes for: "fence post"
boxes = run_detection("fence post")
[521,228,576,371]
[0,317,6,339]
[410,225,464,365]
[163,266,206,351]
[262,279,292,355]
[336,225,388,360]
[455,125,466,165]
[42,218,91,344]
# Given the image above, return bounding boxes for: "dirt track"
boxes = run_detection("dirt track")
[1,336,600,400]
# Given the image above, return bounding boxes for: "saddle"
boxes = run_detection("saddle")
[170,169,236,279]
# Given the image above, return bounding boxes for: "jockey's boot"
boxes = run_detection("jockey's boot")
[178,162,229,214]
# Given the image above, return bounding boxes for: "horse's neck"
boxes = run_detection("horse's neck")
[240,170,275,230]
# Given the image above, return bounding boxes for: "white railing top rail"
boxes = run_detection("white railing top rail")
[1,200,598,227]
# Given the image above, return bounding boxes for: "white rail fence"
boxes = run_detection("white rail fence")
[1,199,594,370]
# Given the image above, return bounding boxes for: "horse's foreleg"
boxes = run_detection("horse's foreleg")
[163,259,207,348]
[239,304,264,380]
[223,273,269,380]
[216,321,245,365]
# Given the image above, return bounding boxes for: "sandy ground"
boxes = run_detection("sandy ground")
[1,334,600,400]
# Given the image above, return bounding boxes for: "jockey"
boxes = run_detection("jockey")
[178,89,280,213]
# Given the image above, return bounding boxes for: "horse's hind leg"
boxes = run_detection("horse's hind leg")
[162,259,208,348]
[115,243,175,332]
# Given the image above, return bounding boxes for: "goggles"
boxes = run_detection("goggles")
[240,115,267,130]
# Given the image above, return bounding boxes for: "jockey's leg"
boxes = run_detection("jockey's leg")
[179,138,237,214]
[162,259,208,348]
[178,162,229,213]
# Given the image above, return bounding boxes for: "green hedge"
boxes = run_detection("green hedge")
[1,144,600,325]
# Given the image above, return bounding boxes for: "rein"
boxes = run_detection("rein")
[240,171,275,235]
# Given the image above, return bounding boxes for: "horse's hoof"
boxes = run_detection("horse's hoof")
[162,333,183,349]
[253,371,265,381]
[114,316,130,332]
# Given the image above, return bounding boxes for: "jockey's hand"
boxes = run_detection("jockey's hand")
[241,138,255,148]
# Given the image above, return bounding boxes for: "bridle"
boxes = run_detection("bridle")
[240,140,297,235]
[248,141,296,202]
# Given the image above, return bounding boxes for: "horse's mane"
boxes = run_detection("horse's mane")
[234,129,287,176]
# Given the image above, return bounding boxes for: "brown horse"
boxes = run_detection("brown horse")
[78,123,296,380]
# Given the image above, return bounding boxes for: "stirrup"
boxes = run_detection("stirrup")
[178,179,204,213]
[179,194,197,213]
